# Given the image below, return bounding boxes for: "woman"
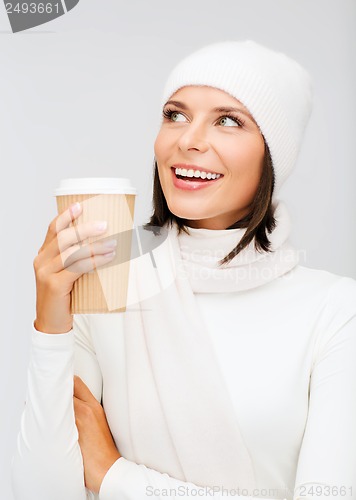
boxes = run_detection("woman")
[11,41,356,500]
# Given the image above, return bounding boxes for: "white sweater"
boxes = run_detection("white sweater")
[11,264,356,500]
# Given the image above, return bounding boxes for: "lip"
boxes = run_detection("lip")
[171,166,223,191]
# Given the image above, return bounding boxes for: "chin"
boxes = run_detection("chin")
[167,202,207,222]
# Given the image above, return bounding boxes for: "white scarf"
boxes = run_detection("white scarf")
[119,198,299,490]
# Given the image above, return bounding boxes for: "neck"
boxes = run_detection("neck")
[166,198,300,293]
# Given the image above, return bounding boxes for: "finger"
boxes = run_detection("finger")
[45,247,116,280]
[73,396,85,428]
[61,238,118,269]
[37,225,115,271]
[39,202,83,251]
[42,220,109,262]
[57,220,109,255]
[73,395,85,412]
[73,375,97,403]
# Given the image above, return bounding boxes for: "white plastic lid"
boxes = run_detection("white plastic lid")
[54,177,137,196]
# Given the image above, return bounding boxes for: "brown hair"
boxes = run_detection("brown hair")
[144,140,276,266]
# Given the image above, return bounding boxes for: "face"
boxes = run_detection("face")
[154,85,265,230]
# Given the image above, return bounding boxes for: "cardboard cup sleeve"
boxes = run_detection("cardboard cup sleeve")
[55,178,136,314]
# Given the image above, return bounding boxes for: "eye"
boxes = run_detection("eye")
[218,115,243,127]
[162,108,187,122]
[171,112,186,122]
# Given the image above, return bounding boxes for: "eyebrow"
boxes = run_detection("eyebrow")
[163,100,255,122]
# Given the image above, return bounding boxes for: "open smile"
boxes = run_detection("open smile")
[171,166,224,191]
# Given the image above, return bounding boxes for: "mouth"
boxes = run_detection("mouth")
[171,166,224,191]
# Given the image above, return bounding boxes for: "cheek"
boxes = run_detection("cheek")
[225,138,264,179]
[154,130,173,161]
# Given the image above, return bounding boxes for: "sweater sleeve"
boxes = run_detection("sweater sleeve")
[99,457,277,500]
[293,277,356,500]
[11,315,102,500]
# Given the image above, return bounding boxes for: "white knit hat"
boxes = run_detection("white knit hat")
[160,40,313,198]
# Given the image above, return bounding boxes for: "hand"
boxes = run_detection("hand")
[33,202,117,333]
[73,375,121,494]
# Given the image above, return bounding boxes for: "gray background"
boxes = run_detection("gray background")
[0,0,355,497]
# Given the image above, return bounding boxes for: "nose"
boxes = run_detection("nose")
[177,122,209,153]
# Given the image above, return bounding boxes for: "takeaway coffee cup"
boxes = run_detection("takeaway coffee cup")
[54,178,137,314]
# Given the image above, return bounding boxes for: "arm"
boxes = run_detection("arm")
[11,200,116,499]
[98,278,356,500]
[58,317,275,500]
[293,278,356,500]
[99,457,276,500]
[99,457,273,500]
[11,314,102,500]
[76,317,276,500]
[11,324,87,500]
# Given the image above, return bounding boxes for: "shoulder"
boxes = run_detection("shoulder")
[294,265,356,303]
[277,265,356,337]
[270,264,356,309]
[293,267,356,355]
[285,264,356,301]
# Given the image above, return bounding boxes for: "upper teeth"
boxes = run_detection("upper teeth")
[175,168,221,180]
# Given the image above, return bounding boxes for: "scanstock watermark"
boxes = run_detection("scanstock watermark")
[4,0,80,33]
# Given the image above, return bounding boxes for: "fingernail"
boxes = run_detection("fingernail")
[94,221,108,232]
[104,250,116,258]
[70,202,81,215]
[103,239,117,248]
